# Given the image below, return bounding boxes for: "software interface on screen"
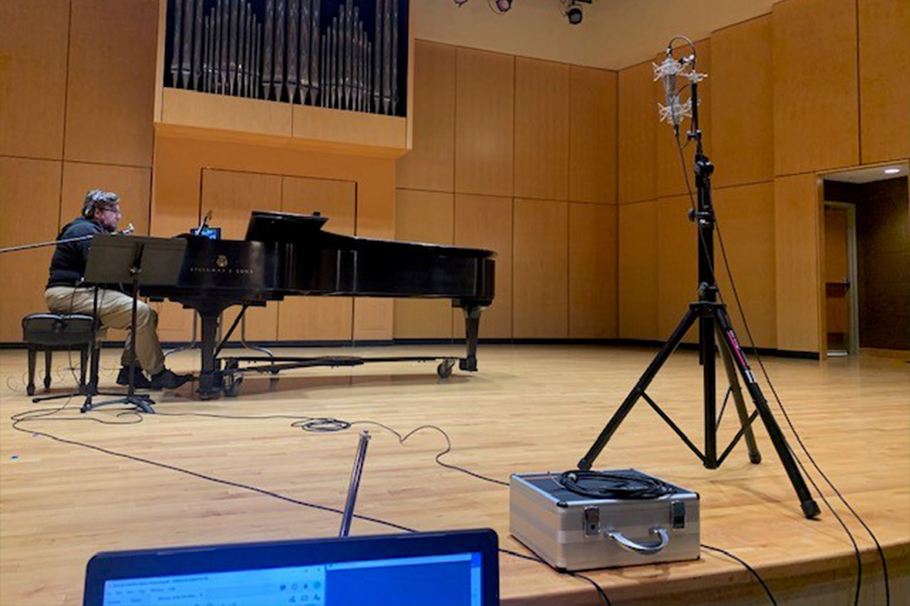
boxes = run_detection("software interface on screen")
[101,552,483,606]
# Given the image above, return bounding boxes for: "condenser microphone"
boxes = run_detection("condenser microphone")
[654,51,684,131]
[118,223,135,235]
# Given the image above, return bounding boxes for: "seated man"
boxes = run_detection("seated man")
[45,190,190,390]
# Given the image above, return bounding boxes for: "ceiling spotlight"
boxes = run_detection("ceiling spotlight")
[453,0,469,6]
[560,0,590,25]
[489,0,512,13]
[884,167,902,174]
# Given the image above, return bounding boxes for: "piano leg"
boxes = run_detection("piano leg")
[197,312,222,399]
[459,306,484,372]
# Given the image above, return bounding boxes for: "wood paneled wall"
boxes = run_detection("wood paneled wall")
[772,0,859,176]
[858,0,910,164]
[151,132,396,343]
[616,0,908,354]
[395,41,619,341]
[0,0,157,342]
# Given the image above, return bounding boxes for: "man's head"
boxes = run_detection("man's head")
[81,190,121,232]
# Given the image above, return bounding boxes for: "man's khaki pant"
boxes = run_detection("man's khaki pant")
[45,286,165,376]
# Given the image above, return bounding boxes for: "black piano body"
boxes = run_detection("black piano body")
[142,211,495,398]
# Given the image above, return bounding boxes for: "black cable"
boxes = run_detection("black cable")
[8,407,612,603]
[671,109,887,606]
[715,219,890,606]
[701,544,777,606]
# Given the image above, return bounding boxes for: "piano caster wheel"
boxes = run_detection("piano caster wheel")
[437,359,456,379]
[223,373,243,398]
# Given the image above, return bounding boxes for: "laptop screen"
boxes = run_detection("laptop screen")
[84,530,498,606]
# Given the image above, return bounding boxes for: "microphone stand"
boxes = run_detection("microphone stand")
[578,48,821,520]
[0,224,135,255]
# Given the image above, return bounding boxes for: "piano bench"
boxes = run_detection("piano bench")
[22,314,97,396]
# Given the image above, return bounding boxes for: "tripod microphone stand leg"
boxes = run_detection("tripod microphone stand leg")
[716,325,761,464]
[714,305,820,519]
[578,306,700,471]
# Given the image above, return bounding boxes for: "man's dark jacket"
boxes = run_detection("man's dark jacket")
[46,217,106,288]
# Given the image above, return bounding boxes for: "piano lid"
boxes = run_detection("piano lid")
[245,210,496,258]
[246,210,328,242]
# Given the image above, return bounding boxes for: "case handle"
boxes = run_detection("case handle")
[606,526,670,554]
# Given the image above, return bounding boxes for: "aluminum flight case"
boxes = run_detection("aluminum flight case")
[509,469,700,571]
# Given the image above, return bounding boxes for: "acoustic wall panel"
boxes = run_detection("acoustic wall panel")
[64,0,157,167]
[393,189,455,339]
[513,199,568,338]
[773,0,859,175]
[569,203,617,339]
[454,48,514,197]
[396,41,456,192]
[279,176,357,341]
[858,0,910,164]
[618,201,658,340]
[200,169,282,341]
[713,181,777,349]
[453,194,513,339]
[0,158,63,342]
[775,173,822,353]
[656,195,698,344]
[711,16,774,188]
[0,0,69,159]
[618,62,657,204]
[569,66,617,204]
[514,57,569,201]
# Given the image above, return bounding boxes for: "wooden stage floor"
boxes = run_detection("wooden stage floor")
[1,344,907,605]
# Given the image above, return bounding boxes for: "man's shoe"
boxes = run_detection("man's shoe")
[116,366,153,389]
[149,369,192,390]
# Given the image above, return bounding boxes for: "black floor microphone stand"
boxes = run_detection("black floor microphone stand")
[578,71,821,520]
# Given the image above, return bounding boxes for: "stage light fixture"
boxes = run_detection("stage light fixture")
[560,0,590,25]
[496,0,513,11]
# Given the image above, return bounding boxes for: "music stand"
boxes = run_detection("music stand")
[81,236,186,414]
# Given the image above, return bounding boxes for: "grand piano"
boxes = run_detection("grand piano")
[142,211,496,398]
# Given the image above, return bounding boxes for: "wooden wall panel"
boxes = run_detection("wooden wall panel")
[396,41,456,192]
[0,0,69,159]
[152,133,396,342]
[618,62,657,204]
[514,58,569,201]
[569,203,617,338]
[279,177,356,341]
[773,0,859,175]
[775,173,822,352]
[454,48,514,197]
[714,182,777,348]
[393,190,455,339]
[513,199,568,338]
[64,0,157,167]
[858,0,910,164]
[0,158,63,342]
[453,195,513,339]
[569,67,617,204]
[656,40,712,198]
[618,201,658,339]
[60,163,152,237]
[201,169,282,341]
[712,16,774,188]
[656,195,698,343]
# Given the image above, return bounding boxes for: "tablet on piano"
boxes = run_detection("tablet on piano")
[190,225,221,240]
[83,529,499,606]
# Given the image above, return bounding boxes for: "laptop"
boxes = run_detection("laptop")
[83,529,499,606]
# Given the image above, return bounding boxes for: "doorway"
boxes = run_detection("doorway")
[821,162,910,357]
[823,202,857,355]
